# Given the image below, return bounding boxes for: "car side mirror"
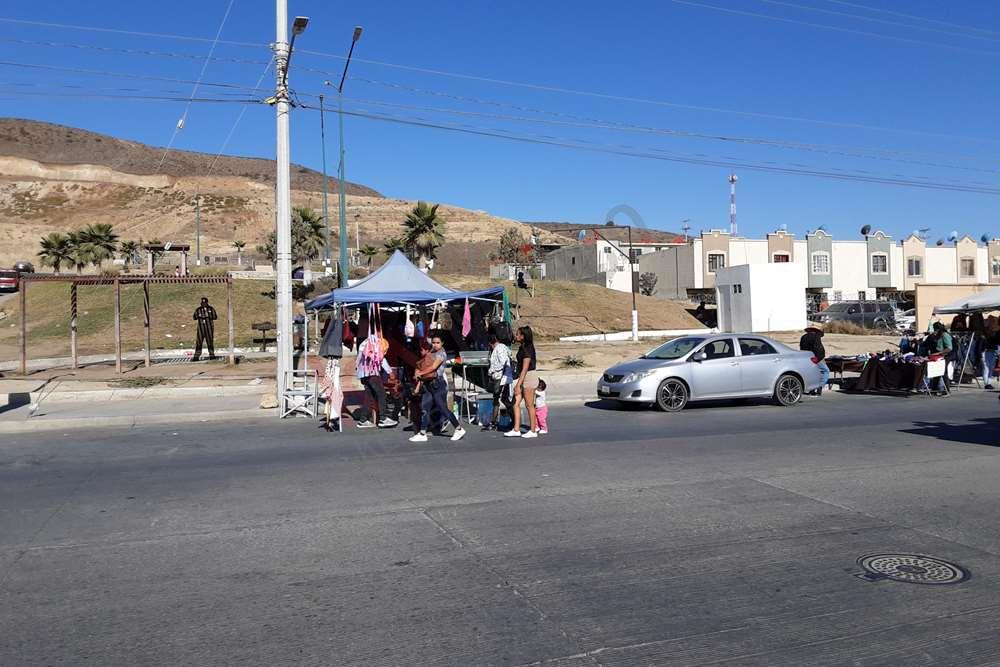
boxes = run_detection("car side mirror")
[692,351,708,362]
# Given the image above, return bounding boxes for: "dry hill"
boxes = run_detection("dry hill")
[0,118,561,268]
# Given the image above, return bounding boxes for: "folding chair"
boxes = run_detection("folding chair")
[282,369,319,418]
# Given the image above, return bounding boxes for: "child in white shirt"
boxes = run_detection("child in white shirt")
[535,379,548,435]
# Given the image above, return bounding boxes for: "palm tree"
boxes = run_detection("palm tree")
[37,232,73,274]
[118,240,139,271]
[291,207,325,263]
[67,232,96,274]
[382,236,406,257]
[79,223,119,269]
[232,239,246,265]
[359,244,378,269]
[402,201,445,268]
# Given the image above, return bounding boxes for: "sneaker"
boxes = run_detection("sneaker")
[986,384,994,390]
[356,420,376,429]
[521,430,538,439]
[377,417,398,428]
[451,427,466,441]
[503,429,522,437]
[538,429,548,435]
[408,432,428,443]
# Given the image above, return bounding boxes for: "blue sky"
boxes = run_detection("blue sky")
[2,0,999,242]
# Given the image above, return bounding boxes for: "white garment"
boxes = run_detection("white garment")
[534,389,546,409]
[489,342,514,385]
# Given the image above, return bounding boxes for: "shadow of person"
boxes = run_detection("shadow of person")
[900,417,1000,448]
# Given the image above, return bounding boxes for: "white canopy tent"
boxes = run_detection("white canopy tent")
[933,286,1000,315]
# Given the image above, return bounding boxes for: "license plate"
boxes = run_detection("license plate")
[598,385,610,395]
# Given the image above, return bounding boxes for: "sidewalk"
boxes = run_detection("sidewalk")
[0,394,277,433]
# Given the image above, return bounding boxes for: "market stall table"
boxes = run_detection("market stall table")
[843,357,929,393]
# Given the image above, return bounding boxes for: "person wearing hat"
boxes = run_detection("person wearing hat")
[799,326,828,395]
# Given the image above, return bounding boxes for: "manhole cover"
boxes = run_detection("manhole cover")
[857,554,969,585]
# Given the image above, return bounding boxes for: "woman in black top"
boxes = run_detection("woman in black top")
[506,325,540,438]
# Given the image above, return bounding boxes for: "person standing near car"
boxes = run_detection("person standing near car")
[799,326,828,396]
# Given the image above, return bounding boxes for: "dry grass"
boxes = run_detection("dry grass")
[821,321,874,335]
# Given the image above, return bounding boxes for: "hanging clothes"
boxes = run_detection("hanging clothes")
[461,298,472,338]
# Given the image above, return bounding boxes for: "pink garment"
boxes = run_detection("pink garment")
[461,298,472,338]
[536,405,548,431]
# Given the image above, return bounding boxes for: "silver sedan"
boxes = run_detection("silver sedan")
[597,334,824,411]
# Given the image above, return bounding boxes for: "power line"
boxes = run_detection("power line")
[155,0,237,171]
[822,0,1000,38]
[758,0,1000,44]
[0,60,264,92]
[0,16,262,48]
[668,0,1000,57]
[301,103,1000,196]
[337,79,1000,167]
[6,18,996,144]
[0,89,258,103]
[0,37,271,67]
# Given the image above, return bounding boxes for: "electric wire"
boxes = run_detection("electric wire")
[758,0,1000,44]
[0,61,265,92]
[668,0,1000,57]
[154,0,236,171]
[821,0,1000,38]
[0,16,262,48]
[301,103,1000,196]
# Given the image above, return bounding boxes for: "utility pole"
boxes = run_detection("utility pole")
[272,3,309,404]
[195,194,201,267]
[319,94,332,275]
[627,224,638,342]
[728,173,738,236]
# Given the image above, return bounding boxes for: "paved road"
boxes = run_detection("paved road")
[2,391,1000,665]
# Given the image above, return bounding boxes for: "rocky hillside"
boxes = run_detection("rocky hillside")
[0,119,560,268]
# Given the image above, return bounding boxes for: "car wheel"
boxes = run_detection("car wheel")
[774,374,803,406]
[655,378,688,412]
[873,317,892,333]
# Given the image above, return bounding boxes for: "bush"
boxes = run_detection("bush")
[638,272,658,296]
[559,355,586,368]
[822,321,871,335]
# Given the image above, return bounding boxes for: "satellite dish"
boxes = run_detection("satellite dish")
[860,224,872,236]
[911,229,920,238]
[817,225,826,231]
[936,239,944,246]
[982,233,991,244]
[947,230,958,242]
[778,223,787,232]
[577,230,587,241]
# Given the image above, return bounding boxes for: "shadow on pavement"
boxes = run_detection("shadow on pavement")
[0,392,29,415]
[584,397,778,412]
[900,417,1000,448]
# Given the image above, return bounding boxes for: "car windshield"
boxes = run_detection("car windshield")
[824,303,851,313]
[644,337,703,360]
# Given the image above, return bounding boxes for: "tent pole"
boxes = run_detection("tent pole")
[70,283,78,369]
[143,281,151,367]
[114,278,122,374]
[227,280,235,365]
[18,277,27,374]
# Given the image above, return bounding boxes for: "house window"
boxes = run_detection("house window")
[906,257,922,277]
[993,257,1000,278]
[707,252,726,273]
[732,284,743,294]
[603,247,613,254]
[871,253,888,274]
[571,257,576,265]
[772,253,790,263]
[810,251,830,274]
[961,258,976,277]
[832,290,842,302]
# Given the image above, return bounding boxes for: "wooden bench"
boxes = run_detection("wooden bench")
[251,321,275,351]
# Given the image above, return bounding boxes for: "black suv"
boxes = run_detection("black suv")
[814,301,898,330]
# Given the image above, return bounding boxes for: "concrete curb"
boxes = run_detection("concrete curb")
[0,407,280,434]
[3,384,276,405]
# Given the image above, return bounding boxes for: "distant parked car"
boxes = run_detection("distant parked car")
[597,334,823,412]
[0,270,18,292]
[895,308,916,333]
[813,300,897,331]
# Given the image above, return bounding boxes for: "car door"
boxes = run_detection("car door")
[737,337,782,395]
[688,337,739,399]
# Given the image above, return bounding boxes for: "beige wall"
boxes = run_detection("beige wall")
[956,237,979,285]
[915,283,995,331]
[766,231,794,263]
[701,230,730,288]
[990,240,1000,285]
[901,235,926,291]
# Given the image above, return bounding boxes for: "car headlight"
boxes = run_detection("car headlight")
[621,370,654,384]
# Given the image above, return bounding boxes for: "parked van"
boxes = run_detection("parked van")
[813,300,900,331]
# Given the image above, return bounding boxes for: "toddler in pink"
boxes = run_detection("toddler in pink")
[535,378,548,434]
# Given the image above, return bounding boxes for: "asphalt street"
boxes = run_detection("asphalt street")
[2,390,1000,665]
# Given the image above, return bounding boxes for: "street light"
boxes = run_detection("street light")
[324,26,363,288]
[273,4,308,412]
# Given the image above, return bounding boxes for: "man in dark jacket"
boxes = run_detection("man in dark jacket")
[192,297,218,361]
[799,326,828,395]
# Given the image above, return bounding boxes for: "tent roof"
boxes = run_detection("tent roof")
[933,286,1000,314]
[305,250,504,310]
